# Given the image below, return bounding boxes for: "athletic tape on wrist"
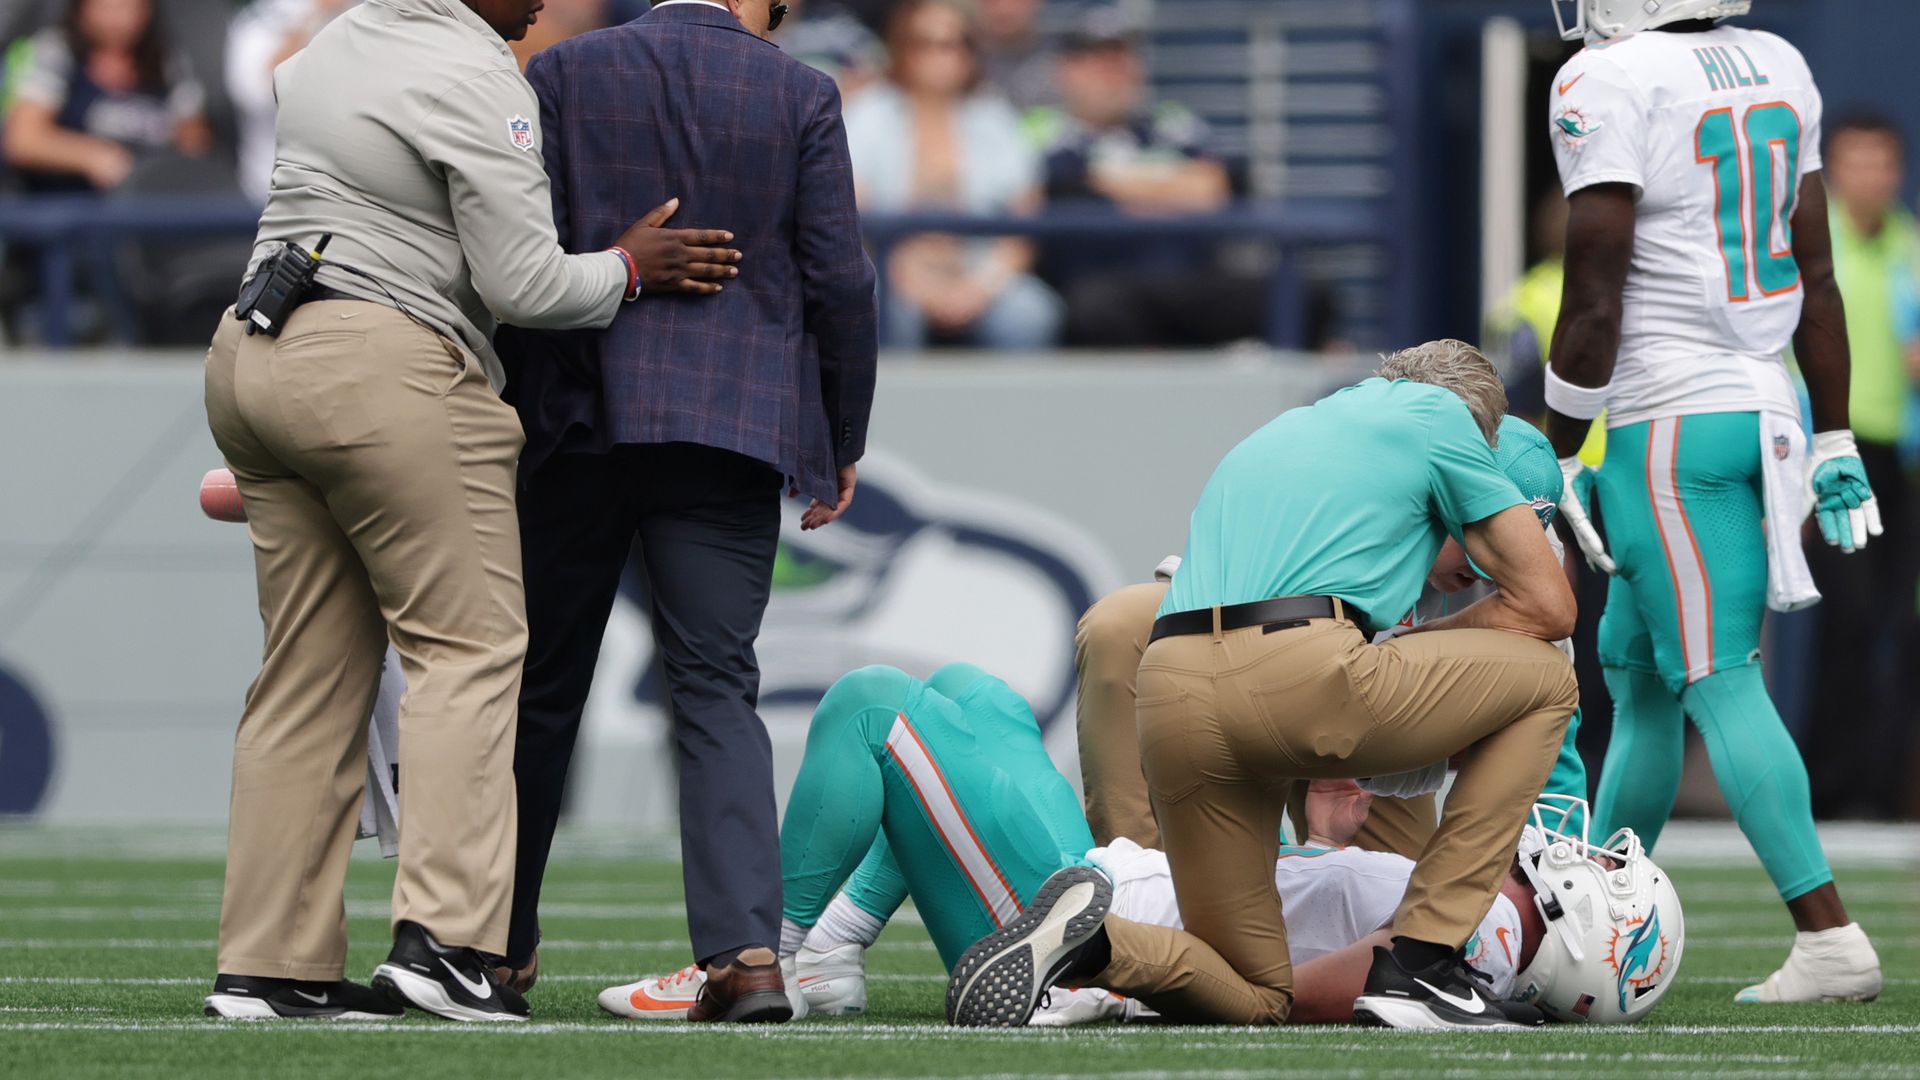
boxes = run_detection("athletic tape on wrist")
[1544,367,1611,420]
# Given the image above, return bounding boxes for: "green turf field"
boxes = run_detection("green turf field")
[1,826,1915,1079]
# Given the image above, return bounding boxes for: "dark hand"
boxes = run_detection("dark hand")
[797,464,858,531]
[613,198,742,296]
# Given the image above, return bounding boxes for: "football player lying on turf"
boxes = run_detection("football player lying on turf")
[598,664,1684,1025]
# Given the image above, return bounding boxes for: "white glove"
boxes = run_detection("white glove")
[1153,555,1181,583]
[1356,761,1447,799]
[1807,430,1885,554]
[1557,455,1616,575]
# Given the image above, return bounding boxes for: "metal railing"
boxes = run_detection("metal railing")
[0,196,1387,349]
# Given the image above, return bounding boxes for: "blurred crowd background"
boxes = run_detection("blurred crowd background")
[0,0,1913,821]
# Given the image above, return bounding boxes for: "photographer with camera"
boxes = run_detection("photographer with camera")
[201,0,740,1025]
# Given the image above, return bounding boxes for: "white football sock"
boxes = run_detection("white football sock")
[804,894,886,952]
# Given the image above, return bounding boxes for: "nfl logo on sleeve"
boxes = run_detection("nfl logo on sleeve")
[508,116,535,153]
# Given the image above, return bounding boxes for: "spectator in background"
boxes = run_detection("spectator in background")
[776,0,885,101]
[1027,16,1268,348]
[1487,190,1607,467]
[975,0,1055,110]
[3,0,209,192]
[227,0,357,204]
[1803,111,1920,821]
[845,0,1061,349]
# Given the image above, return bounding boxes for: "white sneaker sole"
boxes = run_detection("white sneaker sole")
[1353,995,1532,1031]
[202,994,397,1021]
[796,974,866,1016]
[945,866,1112,1027]
[371,964,527,1023]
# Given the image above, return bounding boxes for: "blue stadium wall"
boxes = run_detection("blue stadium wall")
[1408,0,1920,344]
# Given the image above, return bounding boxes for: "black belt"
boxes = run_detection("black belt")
[306,285,362,305]
[1148,596,1368,643]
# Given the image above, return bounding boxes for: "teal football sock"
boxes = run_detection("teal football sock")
[1593,666,1686,849]
[1682,665,1832,901]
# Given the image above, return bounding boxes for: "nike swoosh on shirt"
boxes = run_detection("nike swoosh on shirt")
[1495,926,1515,966]
[441,959,492,1000]
[1559,73,1586,95]
[1414,977,1487,1014]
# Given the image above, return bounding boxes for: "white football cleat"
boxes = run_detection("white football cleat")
[1028,987,1128,1027]
[794,942,866,1016]
[781,953,810,1021]
[1737,923,1882,1003]
[598,964,706,1020]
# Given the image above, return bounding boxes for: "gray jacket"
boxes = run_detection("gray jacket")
[246,0,624,386]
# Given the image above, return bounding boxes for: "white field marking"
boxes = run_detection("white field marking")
[1685,912,1920,929]
[0,973,950,989]
[3,1019,1920,1039]
[1687,974,1920,986]
[0,936,940,954]
[1680,882,1919,904]
[0,1006,110,1013]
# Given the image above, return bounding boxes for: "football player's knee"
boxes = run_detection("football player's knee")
[815,665,915,728]
[1076,587,1154,676]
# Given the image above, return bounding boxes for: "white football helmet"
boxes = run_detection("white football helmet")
[1510,795,1685,1024]
[1552,0,1752,42]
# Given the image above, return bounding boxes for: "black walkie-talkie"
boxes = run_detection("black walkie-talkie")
[234,233,333,336]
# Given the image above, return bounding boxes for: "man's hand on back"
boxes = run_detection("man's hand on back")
[615,198,743,295]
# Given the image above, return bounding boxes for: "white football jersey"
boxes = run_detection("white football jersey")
[1549,26,1822,428]
[1087,838,1525,998]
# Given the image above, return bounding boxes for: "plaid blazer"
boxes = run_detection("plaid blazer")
[500,2,877,503]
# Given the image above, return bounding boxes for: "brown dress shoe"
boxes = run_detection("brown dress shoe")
[494,948,538,995]
[688,949,793,1024]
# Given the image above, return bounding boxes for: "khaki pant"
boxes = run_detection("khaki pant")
[1074,582,1437,855]
[1085,615,1575,1024]
[205,302,526,977]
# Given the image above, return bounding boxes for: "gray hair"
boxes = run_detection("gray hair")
[1377,339,1507,446]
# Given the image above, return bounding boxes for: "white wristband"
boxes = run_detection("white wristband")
[1544,367,1611,420]
[1810,429,1859,459]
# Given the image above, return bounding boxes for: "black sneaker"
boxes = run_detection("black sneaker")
[1353,946,1545,1030]
[370,921,530,1023]
[203,974,401,1020]
[946,865,1113,1027]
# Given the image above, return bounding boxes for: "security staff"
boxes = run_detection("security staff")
[201,0,739,1023]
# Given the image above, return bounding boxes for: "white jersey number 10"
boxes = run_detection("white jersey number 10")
[1695,102,1804,303]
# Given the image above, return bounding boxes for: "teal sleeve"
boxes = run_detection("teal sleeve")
[1426,395,1526,533]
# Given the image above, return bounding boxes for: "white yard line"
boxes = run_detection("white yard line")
[1,1019,1917,1038]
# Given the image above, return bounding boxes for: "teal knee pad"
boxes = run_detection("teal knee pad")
[1681,666,1832,901]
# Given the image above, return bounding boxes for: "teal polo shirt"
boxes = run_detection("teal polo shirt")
[1159,378,1525,628]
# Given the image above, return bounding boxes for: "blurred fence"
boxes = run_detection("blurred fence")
[0,196,1386,348]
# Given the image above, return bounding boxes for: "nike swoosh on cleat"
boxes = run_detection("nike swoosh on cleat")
[627,991,690,1011]
[441,959,493,1000]
[292,990,330,1006]
[1414,978,1487,1015]
[1559,73,1585,94]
